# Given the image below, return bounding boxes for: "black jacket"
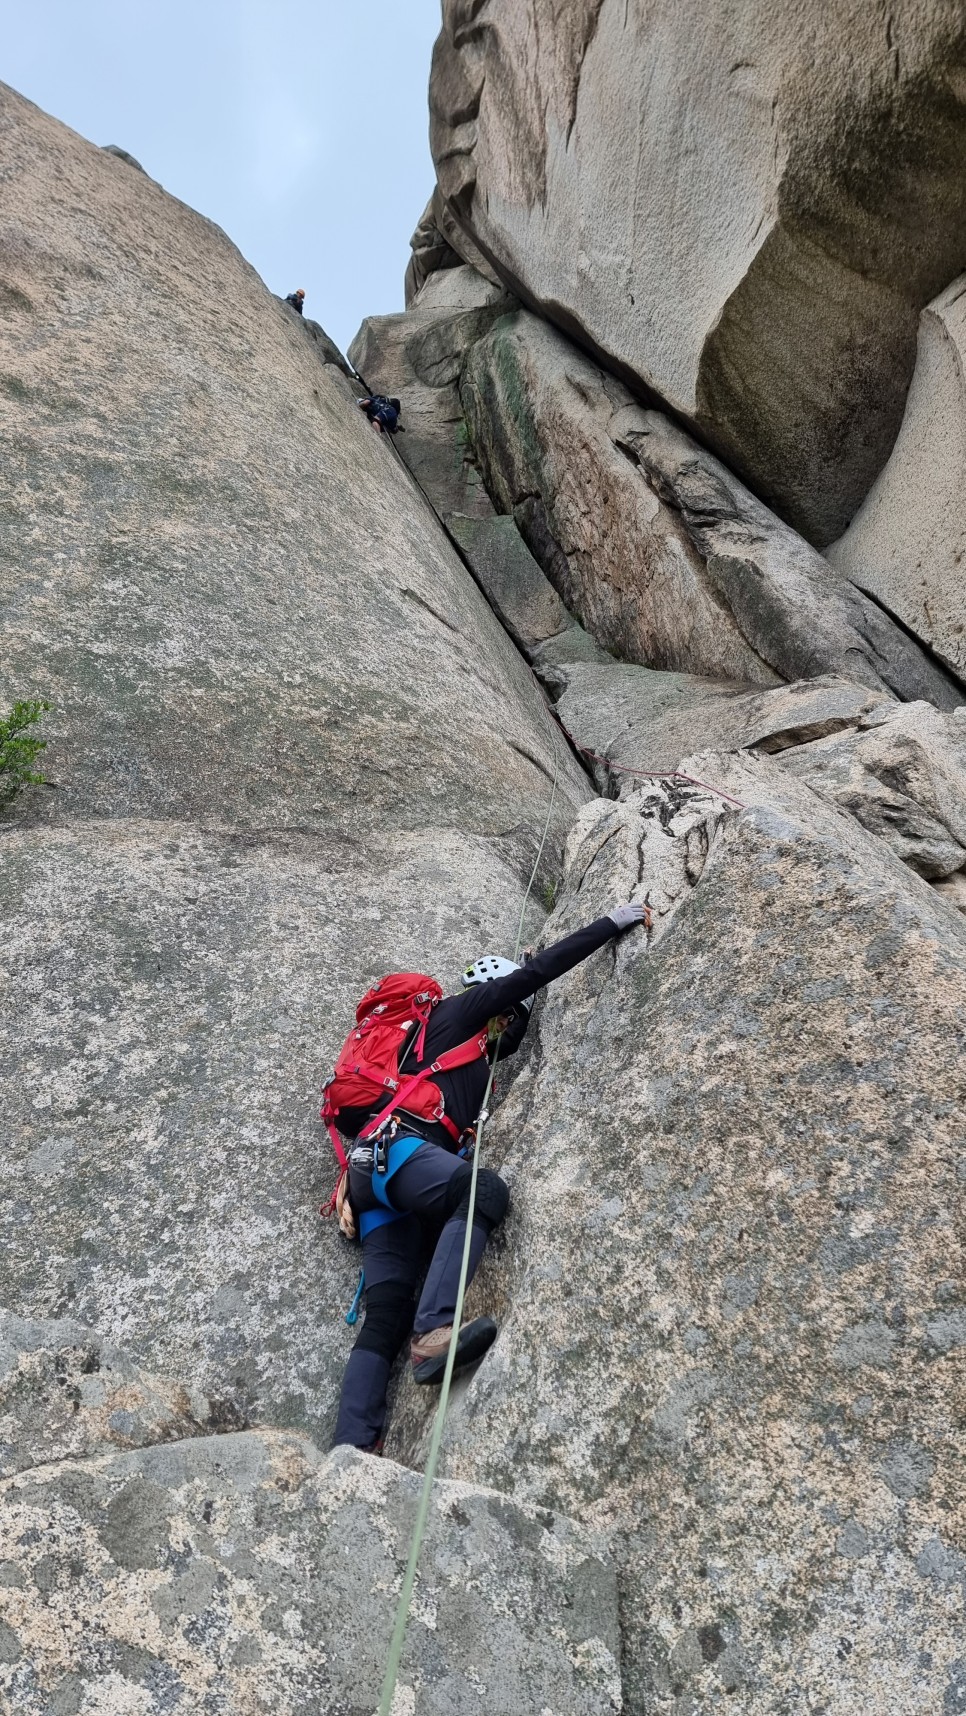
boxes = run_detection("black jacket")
[285,293,304,314]
[338,915,619,1148]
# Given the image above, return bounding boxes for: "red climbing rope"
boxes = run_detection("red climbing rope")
[529,670,748,810]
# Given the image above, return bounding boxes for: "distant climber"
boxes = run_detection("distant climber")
[357,393,402,435]
[284,289,306,314]
[328,902,650,1452]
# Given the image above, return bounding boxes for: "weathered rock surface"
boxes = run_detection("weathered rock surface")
[349,263,515,518]
[554,662,966,896]
[0,1312,236,1479]
[828,274,966,680]
[445,510,612,684]
[0,81,587,1442]
[7,49,966,1716]
[461,311,964,707]
[775,699,966,883]
[555,667,894,781]
[431,0,966,544]
[390,758,966,1711]
[0,1322,621,1715]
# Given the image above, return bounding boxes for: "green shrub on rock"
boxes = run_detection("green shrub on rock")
[0,700,50,807]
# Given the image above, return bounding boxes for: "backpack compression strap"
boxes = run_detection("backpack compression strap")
[321,1029,490,1195]
[357,1031,489,1143]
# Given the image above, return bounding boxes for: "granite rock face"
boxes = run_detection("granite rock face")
[431,0,966,543]
[460,311,964,706]
[555,669,894,782]
[0,1320,621,1716]
[461,310,773,685]
[349,263,515,519]
[828,274,966,680]
[444,510,612,690]
[393,758,966,1712]
[6,40,966,1715]
[775,699,966,884]
[0,1311,235,1479]
[0,82,587,1443]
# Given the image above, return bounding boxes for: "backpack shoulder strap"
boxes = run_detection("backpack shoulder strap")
[320,1030,488,1217]
[359,1031,488,1142]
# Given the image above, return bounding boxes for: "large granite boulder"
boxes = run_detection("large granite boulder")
[828,274,966,681]
[0,1319,621,1716]
[391,757,966,1711]
[460,310,964,707]
[0,81,587,1444]
[430,0,966,544]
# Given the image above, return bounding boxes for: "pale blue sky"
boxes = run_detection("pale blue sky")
[3,1,442,354]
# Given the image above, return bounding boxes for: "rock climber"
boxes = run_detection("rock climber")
[331,902,649,1451]
[284,288,306,314]
[357,393,402,434]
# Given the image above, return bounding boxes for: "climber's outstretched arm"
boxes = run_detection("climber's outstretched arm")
[453,906,648,1033]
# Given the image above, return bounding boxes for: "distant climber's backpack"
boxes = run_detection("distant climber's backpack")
[319,973,487,1216]
[368,394,400,432]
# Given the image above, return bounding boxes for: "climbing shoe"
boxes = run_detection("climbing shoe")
[410,1317,497,1386]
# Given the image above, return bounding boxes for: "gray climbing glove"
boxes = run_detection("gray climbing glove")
[607,902,652,932]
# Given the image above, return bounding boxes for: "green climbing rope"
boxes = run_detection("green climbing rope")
[338,337,568,1710]
[376,734,561,1716]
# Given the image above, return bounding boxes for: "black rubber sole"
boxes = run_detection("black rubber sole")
[411,1316,498,1386]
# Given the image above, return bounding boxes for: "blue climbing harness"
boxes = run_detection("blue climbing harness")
[347,1133,426,1321]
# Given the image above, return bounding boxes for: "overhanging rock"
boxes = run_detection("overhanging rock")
[431,0,966,544]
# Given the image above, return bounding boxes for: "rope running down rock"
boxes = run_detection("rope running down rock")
[376,739,560,1716]
[342,345,744,1706]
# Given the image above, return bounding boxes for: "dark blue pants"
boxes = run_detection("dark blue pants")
[331,1140,504,1449]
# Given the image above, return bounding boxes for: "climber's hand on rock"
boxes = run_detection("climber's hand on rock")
[608,901,651,932]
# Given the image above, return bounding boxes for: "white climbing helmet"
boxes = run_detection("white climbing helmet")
[461,955,534,1012]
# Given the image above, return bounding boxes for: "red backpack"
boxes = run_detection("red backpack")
[319,972,487,1215]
